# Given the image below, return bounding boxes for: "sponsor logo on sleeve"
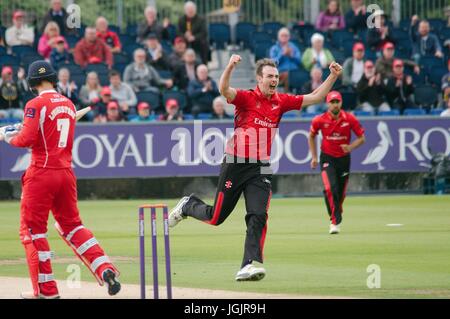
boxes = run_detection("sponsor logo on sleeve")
[25,108,36,118]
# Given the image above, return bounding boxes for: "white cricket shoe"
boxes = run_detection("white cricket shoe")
[329,223,340,234]
[235,264,266,281]
[20,291,60,299]
[168,196,190,228]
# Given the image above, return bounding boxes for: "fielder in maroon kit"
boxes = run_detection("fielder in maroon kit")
[308,91,365,234]
[169,55,343,281]
[0,61,120,298]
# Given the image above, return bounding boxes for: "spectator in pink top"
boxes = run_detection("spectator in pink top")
[38,21,68,59]
[315,0,346,32]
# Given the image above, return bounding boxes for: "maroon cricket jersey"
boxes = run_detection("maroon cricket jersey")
[226,86,304,160]
[310,110,365,158]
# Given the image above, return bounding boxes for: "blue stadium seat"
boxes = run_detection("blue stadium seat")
[0,54,20,66]
[119,34,134,47]
[71,73,86,87]
[330,30,354,50]
[427,67,446,87]
[197,113,212,120]
[250,32,273,51]
[122,43,144,57]
[356,29,368,45]
[65,35,80,49]
[85,63,109,75]
[162,91,188,110]
[399,19,411,32]
[378,110,400,116]
[440,27,450,43]
[166,24,177,42]
[183,113,195,120]
[108,25,121,34]
[113,52,130,65]
[21,53,44,67]
[391,28,410,42]
[136,90,161,110]
[236,22,257,48]
[98,73,109,86]
[209,23,231,49]
[364,49,377,62]
[281,111,299,119]
[403,68,426,85]
[288,69,310,93]
[430,108,444,115]
[113,63,128,76]
[301,112,320,118]
[126,24,138,37]
[157,70,173,79]
[161,40,173,54]
[420,56,444,74]
[329,49,346,65]
[414,85,438,108]
[63,63,85,76]
[403,108,426,116]
[11,45,35,57]
[262,22,284,40]
[341,91,357,110]
[0,46,7,55]
[428,19,445,33]
[253,40,273,61]
[353,110,374,117]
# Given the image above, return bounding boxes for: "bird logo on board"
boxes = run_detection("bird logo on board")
[225,180,233,189]
[38,67,46,74]
[362,121,393,170]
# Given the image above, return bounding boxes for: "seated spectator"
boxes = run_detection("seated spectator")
[187,64,220,116]
[442,59,450,102]
[96,16,121,54]
[173,48,199,91]
[168,36,188,70]
[178,1,209,64]
[211,97,232,120]
[302,33,335,71]
[91,86,114,117]
[356,60,390,113]
[79,71,102,108]
[130,102,157,122]
[94,100,126,123]
[38,21,69,59]
[375,42,420,82]
[145,33,171,71]
[159,98,184,121]
[41,0,73,36]
[342,42,366,88]
[124,48,173,93]
[269,27,301,92]
[315,0,346,33]
[5,11,34,47]
[56,67,78,105]
[137,5,170,44]
[367,11,394,52]
[410,16,444,63]
[0,66,26,120]
[302,67,326,113]
[383,59,416,113]
[74,27,113,68]
[109,70,137,116]
[345,0,369,34]
[440,99,450,117]
[50,36,71,67]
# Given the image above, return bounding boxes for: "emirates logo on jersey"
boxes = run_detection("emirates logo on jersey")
[225,180,233,189]
[324,123,330,128]
[271,103,279,110]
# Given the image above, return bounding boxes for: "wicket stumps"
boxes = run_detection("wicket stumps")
[139,204,172,299]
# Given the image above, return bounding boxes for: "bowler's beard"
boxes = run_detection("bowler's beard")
[331,109,340,116]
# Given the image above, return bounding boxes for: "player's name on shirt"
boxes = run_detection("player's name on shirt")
[48,106,76,120]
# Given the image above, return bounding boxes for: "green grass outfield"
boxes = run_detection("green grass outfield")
[0,195,449,298]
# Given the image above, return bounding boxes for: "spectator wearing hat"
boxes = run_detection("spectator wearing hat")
[345,0,369,34]
[145,33,171,71]
[168,36,189,70]
[342,42,366,88]
[38,21,69,59]
[137,6,170,44]
[211,97,232,120]
[0,66,26,120]
[5,10,34,46]
[173,48,200,91]
[187,64,220,116]
[41,0,73,36]
[94,100,126,123]
[74,27,113,68]
[96,16,122,54]
[302,66,326,113]
[375,42,420,82]
[302,33,335,71]
[269,27,302,92]
[178,1,210,64]
[315,0,346,33]
[50,35,71,67]
[90,86,115,119]
[130,102,157,122]
[409,17,444,63]
[356,60,390,113]
[109,70,137,116]
[159,98,184,121]
[383,59,416,113]
[124,48,173,93]
[79,72,102,109]
[367,10,394,52]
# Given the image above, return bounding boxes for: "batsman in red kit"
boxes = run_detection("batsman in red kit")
[169,55,343,281]
[308,91,366,235]
[0,61,120,299]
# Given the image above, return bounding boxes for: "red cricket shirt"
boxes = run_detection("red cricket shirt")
[310,110,365,158]
[96,30,121,50]
[10,90,76,168]
[226,86,304,160]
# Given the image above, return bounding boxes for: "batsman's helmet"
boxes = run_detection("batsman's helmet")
[26,60,57,88]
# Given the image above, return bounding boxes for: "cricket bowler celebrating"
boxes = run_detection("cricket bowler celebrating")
[0,61,121,298]
[169,55,343,281]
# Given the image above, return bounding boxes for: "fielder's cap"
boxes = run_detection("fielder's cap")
[1,66,13,75]
[353,42,365,51]
[383,42,395,50]
[55,36,65,43]
[393,59,404,67]
[138,101,150,110]
[107,101,119,110]
[13,11,25,19]
[165,98,179,108]
[364,60,374,68]
[326,91,342,103]
[101,86,112,95]
[174,36,186,45]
